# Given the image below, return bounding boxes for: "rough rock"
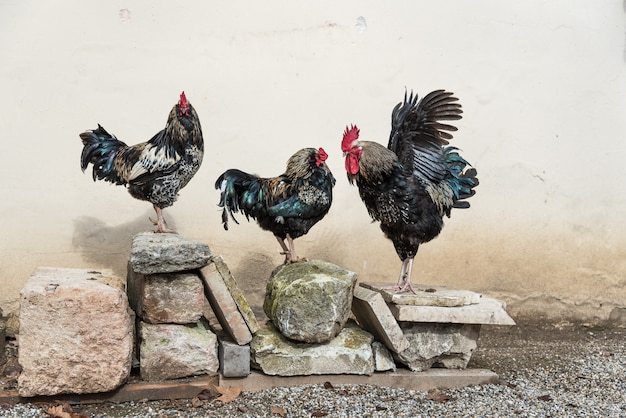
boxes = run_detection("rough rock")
[251,321,375,376]
[139,321,219,381]
[393,323,480,371]
[130,232,211,275]
[264,260,357,343]
[127,268,204,324]
[0,313,5,366]
[18,267,133,397]
[372,341,396,372]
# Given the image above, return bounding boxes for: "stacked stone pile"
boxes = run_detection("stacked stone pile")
[251,260,383,376]
[127,232,218,381]
[352,282,515,371]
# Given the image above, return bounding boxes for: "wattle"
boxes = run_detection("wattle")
[345,154,360,175]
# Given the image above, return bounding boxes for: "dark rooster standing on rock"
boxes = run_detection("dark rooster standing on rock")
[216,147,335,263]
[342,89,478,293]
[80,92,203,233]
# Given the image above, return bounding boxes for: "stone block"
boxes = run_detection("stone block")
[352,286,409,353]
[211,256,259,334]
[127,268,204,324]
[139,321,218,381]
[361,282,481,307]
[18,267,133,397]
[389,296,515,325]
[251,321,374,376]
[218,336,251,378]
[130,232,211,275]
[264,260,357,343]
[372,341,396,372]
[199,263,252,345]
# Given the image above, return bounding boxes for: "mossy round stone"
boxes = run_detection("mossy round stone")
[264,260,357,343]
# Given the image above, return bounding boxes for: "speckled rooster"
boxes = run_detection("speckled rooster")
[80,91,203,232]
[342,89,478,293]
[216,147,335,263]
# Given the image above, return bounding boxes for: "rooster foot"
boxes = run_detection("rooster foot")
[284,256,308,264]
[148,217,176,234]
[381,283,416,294]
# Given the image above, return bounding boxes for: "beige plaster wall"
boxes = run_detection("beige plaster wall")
[1,1,625,325]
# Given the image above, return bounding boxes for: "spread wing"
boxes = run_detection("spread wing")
[387,90,462,185]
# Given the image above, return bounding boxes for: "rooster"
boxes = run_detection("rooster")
[80,91,203,233]
[342,89,478,293]
[216,147,335,263]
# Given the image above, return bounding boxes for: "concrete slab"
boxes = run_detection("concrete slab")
[219,369,499,392]
[351,286,409,353]
[390,296,515,325]
[200,262,253,345]
[210,255,260,334]
[361,282,481,307]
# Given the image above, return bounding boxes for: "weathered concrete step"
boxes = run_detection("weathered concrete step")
[220,369,499,392]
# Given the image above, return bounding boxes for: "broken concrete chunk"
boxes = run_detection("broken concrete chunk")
[264,260,357,343]
[352,285,409,353]
[18,267,133,397]
[219,336,251,378]
[139,321,218,381]
[130,232,211,274]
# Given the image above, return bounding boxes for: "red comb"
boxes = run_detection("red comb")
[318,147,328,161]
[179,91,189,115]
[341,125,360,152]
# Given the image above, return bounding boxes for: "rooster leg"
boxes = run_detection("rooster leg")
[382,258,416,294]
[398,257,416,293]
[276,236,291,262]
[285,234,307,264]
[150,204,175,234]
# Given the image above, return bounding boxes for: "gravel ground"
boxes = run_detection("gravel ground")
[1,323,625,417]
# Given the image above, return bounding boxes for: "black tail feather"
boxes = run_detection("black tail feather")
[79,124,128,185]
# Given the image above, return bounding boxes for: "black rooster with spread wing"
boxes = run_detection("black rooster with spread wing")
[80,91,203,232]
[216,147,335,263]
[342,89,478,292]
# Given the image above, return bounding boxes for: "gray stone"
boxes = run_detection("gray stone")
[372,341,396,372]
[251,321,375,376]
[264,260,357,343]
[18,268,133,397]
[200,262,253,345]
[139,320,218,381]
[352,286,409,353]
[389,296,515,325]
[127,268,204,324]
[393,323,480,371]
[130,232,211,274]
[361,282,481,307]
[219,336,251,378]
